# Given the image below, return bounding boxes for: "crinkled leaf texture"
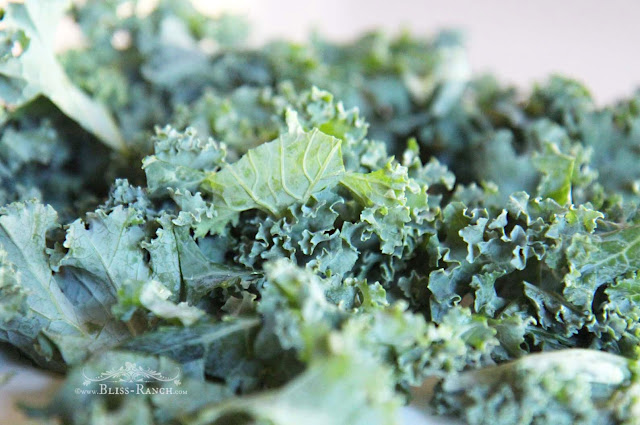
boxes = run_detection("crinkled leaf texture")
[53,205,151,294]
[202,111,345,226]
[0,201,131,369]
[565,223,640,312]
[142,126,227,196]
[7,6,640,425]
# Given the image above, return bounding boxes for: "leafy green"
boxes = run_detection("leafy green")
[533,141,575,204]
[203,111,345,220]
[113,279,205,325]
[0,0,124,150]
[2,2,640,425]
[190,351,400,425]
[53,206,151,294]
[142,126,227,197]
[0,201,129,369]
[433,350,640,425]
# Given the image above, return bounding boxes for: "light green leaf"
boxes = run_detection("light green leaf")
[565,224,640,311]
[145,215,258,304]
[0,0,124,150]
[340,161,415,255]
[142,126,227,196]
[533,141,575,205]
[53,206,151,295]
[202,111,345,220]
[190,353,401,425]
[114,280,205,326]
[0,201,125,368]
[141,214,182,299]
[0,201,83,366]
[340,162,408,208]
[171,189,238,237]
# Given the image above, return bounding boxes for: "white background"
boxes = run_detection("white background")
[202,0,640,105]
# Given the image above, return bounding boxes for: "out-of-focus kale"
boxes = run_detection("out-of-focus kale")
[1,1,640,424]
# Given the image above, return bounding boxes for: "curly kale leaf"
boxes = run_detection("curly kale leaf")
[202,111,345,218]
[0,201,130,369]
[143,126,227,197]
[432,349,640,425]
[5,3,640,425]
[564,224,640,314]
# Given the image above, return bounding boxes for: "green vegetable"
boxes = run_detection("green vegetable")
[433,350,640,425]
[0,0,125,150]
[2,1,640,424]
[200,110,346,228]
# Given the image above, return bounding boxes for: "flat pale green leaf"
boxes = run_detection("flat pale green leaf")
[0,201,124,368]
[145,215,259,304]
[190,353,401,425]
[0,201,83,367]
[53,206,151,295]
[114,279,205,326]
[534,141,575,205]
[0,202,61,304]
[202,111,345,220]
[572,225,640,282]
[0,0,125,150]
[604,274,640,310]
[340,162,408,208]
[564,224,640,311]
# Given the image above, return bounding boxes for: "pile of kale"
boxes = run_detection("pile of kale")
[2,1,640,424]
